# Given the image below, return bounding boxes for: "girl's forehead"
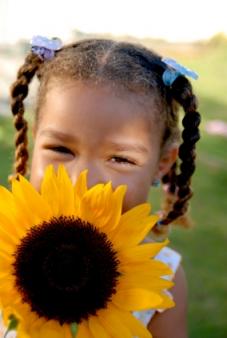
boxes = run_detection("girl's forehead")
[40,80,161,125]
[37,82,163,146]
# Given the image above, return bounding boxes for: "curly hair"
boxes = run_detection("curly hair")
[10,38,201,235]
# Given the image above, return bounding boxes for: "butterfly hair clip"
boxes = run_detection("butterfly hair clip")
[162,57,199,86]
[31,35,62,61]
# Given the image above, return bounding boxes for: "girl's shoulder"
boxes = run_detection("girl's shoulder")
[133,242,182,326]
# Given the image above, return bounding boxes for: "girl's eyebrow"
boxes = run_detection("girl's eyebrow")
[107,141,149,154]
[39,129,78,143]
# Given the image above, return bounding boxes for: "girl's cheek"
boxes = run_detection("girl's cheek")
[122,182,151,212]
[30,153,47,191]
[30,166,44,192]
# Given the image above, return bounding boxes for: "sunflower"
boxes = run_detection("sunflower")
[0,165,174,338]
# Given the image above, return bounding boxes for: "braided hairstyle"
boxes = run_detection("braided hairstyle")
[10,38,201,235]
[10,53,43,177]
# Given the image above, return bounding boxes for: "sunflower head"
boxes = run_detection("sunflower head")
[13,216,120,324]
[0,165,174,338]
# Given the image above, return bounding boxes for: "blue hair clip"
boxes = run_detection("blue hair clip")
[162,57,198,87]
[31,35,62,61]
[152,179,161,187]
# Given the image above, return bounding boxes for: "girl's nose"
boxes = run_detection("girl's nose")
[69,161,108,189]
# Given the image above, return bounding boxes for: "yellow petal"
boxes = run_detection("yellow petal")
[157,291,175,309]
[0,242,15,257]
[112,288,163,311]
[79,183,106,225]
[97,304,137,338]
[74,170,88,214]
[17,328,31,338]
[118,239,169,263]
[16,174,51,221]
[0,205,26,238]
[97,306,132,338]
[12,176,50,224]
[56,165,75,215]
[0,278,14,291]
[109,304,152,338]
[80,183,126,232]
[31,320,66,338]
[0,217,19,247]
[62,324,73,338]
[0,225,18,257]
[77,322,94,338]
[101,185,127,233]
[125,312,153,338]
[88,316,110,338]
[0,211,26,240]
[118,273,174,291]
[13,304,45,334]
[120,259,173,277]
[0,249,12,261]
[0,253,13,275]
[0,186,27,236]
[0,186,14,211]
[41,165,59,216]
[111,204,158,249]
[0,295,17,309]
[74,170,88,198]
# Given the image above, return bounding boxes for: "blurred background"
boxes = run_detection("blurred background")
[0,0,227,337]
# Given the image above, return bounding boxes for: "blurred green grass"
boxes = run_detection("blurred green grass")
[0,39,227,337]
[0,115,14,186]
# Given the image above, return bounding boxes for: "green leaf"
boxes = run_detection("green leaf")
[8,314,19,331]
[70,322,78,338]
[4,314,19,338]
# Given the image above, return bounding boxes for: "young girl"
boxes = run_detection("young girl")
[3,36,200,337]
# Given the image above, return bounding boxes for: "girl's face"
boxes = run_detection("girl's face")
[30,82,170,212]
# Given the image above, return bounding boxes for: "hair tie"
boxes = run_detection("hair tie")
[31,35,62,61]
[162,57,198,87]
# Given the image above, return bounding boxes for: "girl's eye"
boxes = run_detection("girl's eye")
[50,146,73,155]
[110,156,136,165]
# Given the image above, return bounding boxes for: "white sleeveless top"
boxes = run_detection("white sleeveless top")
[0,246,181,336]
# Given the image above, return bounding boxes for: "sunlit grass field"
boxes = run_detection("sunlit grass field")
[0,37,227,338]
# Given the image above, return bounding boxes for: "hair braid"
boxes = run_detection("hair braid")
[155,76,201,234]
[162,161,178,194]
[10,53,42,178]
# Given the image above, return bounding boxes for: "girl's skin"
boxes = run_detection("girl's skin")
[30,81,188,338]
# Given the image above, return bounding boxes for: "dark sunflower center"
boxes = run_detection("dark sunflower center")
[43,244,90,292]
[13,216,120,324]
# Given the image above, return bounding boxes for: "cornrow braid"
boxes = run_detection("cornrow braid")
[10,53,43,178]
[154,75,201,235]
